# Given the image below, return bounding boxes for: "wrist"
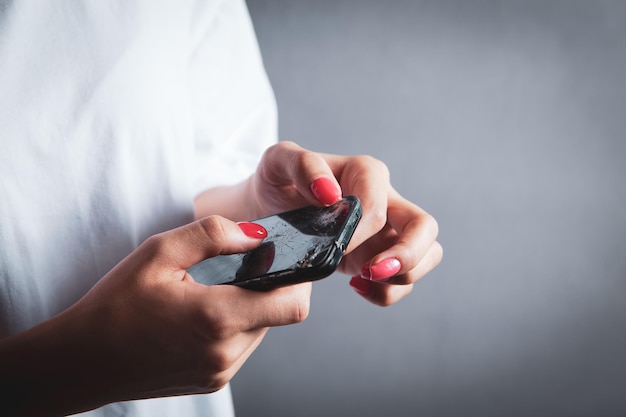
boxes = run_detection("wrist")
[194,176,261,221]
[0,304,119,416]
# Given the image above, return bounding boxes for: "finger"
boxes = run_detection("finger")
[381,240,443,285]
[199,327,269,391]
[261,141,342,206]
[322,153,391,251]
[361,190,440,282]
[338,222,398,275]
[187,282,312,335]
[214,328,268,390]
[145,216,267,270]
[349,278,414,307]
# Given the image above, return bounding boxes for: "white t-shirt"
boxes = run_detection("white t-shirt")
[0,0,277,415]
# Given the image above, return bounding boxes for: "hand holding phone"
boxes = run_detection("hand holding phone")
[187,196,362,291]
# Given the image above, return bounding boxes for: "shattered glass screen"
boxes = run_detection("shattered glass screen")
[187,199,354,286]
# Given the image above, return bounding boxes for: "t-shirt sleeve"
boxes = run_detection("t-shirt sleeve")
[187,0,278,196]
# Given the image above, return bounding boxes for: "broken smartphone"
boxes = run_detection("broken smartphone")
[187,196,362,291]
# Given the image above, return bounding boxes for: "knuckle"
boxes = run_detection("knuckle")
[369,207,388,232]
[422,212,439,240]
[264,140,297,160]
[206,316,235,341]
[265,141,282,154]
[206,348,238,374]
[196,306,236,341]
[293,296,310,323]
[280,284,311,324]
[353,155,390,181]
[397,241,420,269]
[294,148,311,165]
[198,215,227,246]
[293,147,323,172]
[140,233,169,259]
[278,140,298,150]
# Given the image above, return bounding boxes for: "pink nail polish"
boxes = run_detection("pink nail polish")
[310,177,342,206]
[237,222,268,239]
[350,276,373,296]
[362,258,401,281]
[361,263,372,280]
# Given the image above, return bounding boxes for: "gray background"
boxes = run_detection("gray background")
[233,1,626,416]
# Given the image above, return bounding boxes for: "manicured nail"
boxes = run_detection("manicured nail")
[350,276,373,296]
[310,177,342,206]
[237,222,268,239]
[361,258,401,281]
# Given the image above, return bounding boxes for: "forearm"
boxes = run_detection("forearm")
[194,176,259,221]
[0,306,116,416]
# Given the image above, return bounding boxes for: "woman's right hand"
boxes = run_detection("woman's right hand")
[0,216,311,417]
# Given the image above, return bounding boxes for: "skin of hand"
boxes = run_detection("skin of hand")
[195,141,443,306]
[0,216,311,417]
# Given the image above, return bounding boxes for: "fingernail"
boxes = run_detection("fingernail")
[237,222,268,239]
[350,276,373,296]
[361,258,401,281]
[310,177,342,206]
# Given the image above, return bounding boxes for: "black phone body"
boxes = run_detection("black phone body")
[187,196,362,291]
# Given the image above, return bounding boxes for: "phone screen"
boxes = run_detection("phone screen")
[187,196,361,289]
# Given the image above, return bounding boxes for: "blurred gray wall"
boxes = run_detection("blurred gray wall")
[233,1,626,416]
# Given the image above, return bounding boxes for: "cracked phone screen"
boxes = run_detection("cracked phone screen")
[187,199,353,287]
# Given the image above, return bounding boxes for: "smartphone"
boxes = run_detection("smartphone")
[187,196,362,291]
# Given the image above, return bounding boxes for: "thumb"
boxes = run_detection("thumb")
[261,141,342,207]
[150,216,267,271]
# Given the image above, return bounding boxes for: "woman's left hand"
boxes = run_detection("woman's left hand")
[249,141,442,306]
